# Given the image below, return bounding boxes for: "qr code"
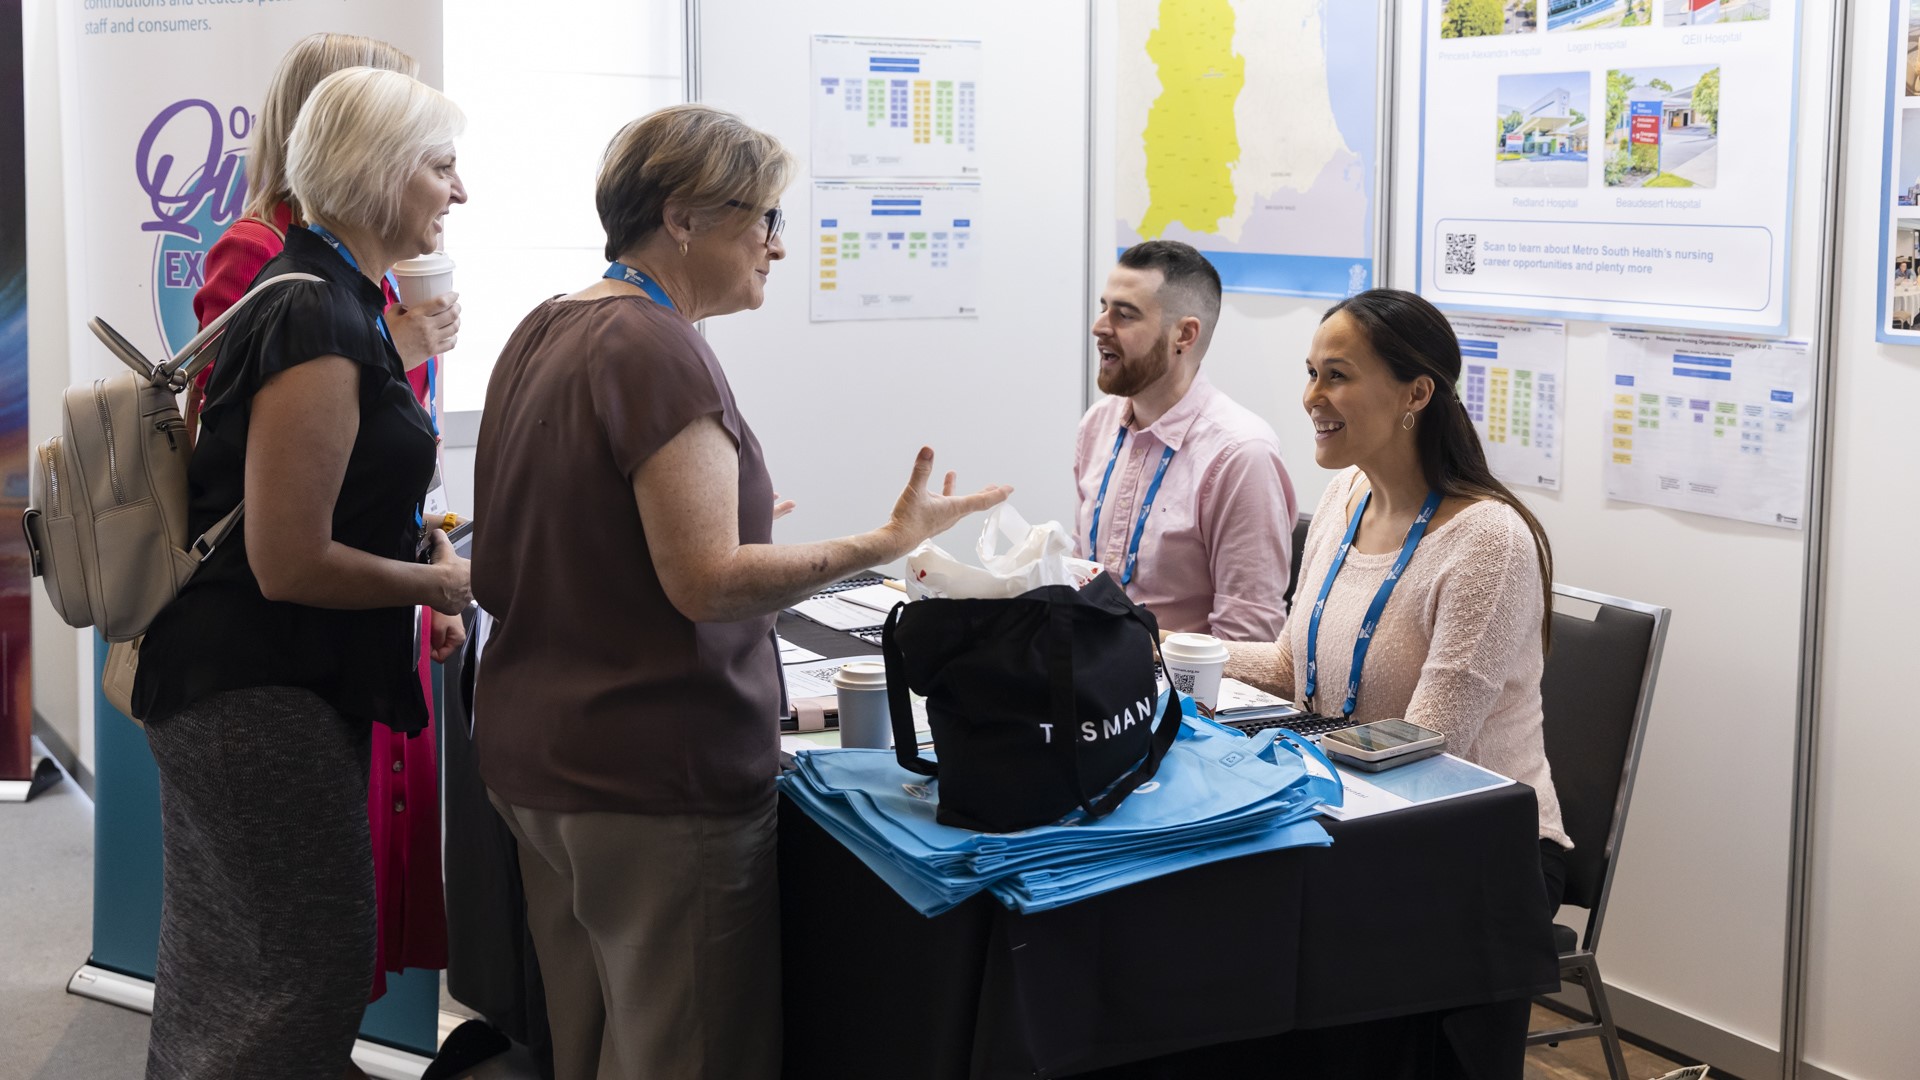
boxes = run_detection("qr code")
[1171,670,1197,694]
[1445,232,1477,276]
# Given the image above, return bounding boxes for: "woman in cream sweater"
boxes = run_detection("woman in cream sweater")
[1225,288,1571,905]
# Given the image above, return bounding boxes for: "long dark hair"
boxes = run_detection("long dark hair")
[1321,289,1554,651]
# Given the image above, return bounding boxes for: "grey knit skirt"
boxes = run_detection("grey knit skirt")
[143,686,375,1080]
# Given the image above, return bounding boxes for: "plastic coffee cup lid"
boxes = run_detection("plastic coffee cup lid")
[1163,633,1229,663]
[833,660,887,689]
[392,252,454,275]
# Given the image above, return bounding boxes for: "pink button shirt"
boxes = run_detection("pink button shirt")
[1073,374,1298,642]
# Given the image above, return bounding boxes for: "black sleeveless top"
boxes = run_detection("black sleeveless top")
[134,226,439,732]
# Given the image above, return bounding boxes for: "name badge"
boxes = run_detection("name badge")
[423,461,449,521]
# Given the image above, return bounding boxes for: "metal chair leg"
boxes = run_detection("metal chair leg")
[1578,955,1630,1080]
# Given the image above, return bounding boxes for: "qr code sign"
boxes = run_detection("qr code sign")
[1445,232,1477,276]
[1171,670,1197,695]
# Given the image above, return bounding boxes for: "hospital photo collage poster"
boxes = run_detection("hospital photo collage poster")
[1419,0,1794,334]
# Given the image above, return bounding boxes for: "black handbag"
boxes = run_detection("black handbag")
[881,574,1181,833]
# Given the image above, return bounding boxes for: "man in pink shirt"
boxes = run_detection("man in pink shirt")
[1074,241,1298,642]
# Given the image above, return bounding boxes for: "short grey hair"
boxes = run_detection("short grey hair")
[597,104,794,261]
[286,67,465,239]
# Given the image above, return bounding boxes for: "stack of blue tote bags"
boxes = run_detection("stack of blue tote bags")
[778,698,1343,916]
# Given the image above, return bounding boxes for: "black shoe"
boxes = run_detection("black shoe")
[422,1019,512,1080]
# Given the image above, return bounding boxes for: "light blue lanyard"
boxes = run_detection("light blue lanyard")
[1304,487,1444,717]
[305,224,394,349]
[604,262,676,310]
[1087,425,1176,586]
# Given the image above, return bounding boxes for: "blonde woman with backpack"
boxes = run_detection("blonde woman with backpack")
[132,69,470,1080]
[187,31,462,1021]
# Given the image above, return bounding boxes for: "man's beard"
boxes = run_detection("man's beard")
[1096,335,1172,399]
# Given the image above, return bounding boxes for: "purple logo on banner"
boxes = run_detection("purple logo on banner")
[137,99,251,351]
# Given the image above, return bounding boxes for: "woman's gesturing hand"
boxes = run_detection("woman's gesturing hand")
[882,447,1012,555]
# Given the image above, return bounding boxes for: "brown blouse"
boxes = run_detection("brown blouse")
[472,294,780,815]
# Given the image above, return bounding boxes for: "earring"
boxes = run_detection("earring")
[1402,411,1415,431]
[680,242,689,256]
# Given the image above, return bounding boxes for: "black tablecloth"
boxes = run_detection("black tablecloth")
[778,769,1558,1080]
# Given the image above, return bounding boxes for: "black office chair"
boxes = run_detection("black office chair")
[1281,511,1312,611]
[1525,585,1670,1079]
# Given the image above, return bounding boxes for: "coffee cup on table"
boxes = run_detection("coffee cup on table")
[390,251,455,306]
[1161,633,1230,715]
[832,661,892,749]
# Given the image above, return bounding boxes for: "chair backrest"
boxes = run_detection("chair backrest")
[1281,511,1313,611]
[1539,584,1669,953]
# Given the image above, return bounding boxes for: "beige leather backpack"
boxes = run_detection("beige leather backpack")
[21,273,321,646]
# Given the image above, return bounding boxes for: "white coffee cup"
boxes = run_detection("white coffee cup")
[833,661,892,749]
[1161,632,1230,714]
[390,251,455,306]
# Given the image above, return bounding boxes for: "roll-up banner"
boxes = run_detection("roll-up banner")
[0,0,26,789]
[55,1,444,1057]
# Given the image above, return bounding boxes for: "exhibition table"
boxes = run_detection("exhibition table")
[773,614,1561,1080]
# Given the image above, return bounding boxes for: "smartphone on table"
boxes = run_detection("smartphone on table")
[1321,718,1445,773]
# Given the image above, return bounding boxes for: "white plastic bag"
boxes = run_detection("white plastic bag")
[904,505,1104,600]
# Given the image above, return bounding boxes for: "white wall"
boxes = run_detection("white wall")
[694,0,1089,559]
[22,0,87,772]
[1802,1,1920,1076]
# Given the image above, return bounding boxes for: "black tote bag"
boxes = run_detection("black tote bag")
[881,574,1181,833]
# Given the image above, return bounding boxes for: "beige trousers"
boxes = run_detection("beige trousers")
[489,791,782,1080]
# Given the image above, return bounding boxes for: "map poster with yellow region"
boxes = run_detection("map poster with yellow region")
[1114,0,1379,299]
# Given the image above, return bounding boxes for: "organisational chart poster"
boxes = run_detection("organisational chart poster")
[1113,0,1379,299]
[1603,327,1809,529]
[811,181,980,322]
[811,35,980,179]
[1876,1,1920,343]
[1417,0,1797,332]
[1448,317,1566,492]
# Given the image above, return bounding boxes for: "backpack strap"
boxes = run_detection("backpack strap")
[158,272,324,389]
[188,501,245,564]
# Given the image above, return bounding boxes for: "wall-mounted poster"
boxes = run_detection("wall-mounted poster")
[1417,0,1798,333]
[1113,0,1380,299]
[811,35,981,180]
[1602,326,1810,528]
[811,180,981,321]
[1447,316,1567,492]
[1877,1,1920,343]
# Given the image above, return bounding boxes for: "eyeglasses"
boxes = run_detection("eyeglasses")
[726,199,785,245]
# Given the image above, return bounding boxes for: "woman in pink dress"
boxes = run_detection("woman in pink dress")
[189,33,462,1013]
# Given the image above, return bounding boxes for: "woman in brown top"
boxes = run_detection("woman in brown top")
[471,104,1009,1080]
